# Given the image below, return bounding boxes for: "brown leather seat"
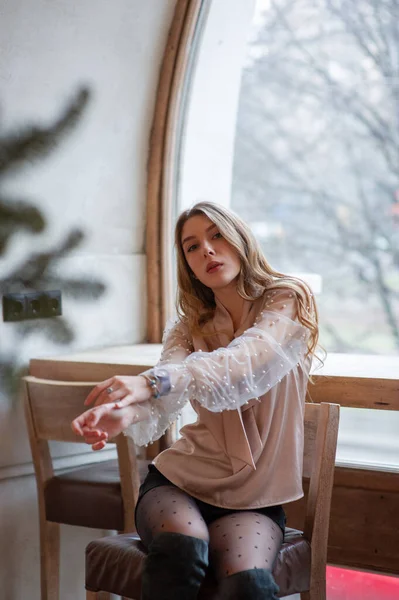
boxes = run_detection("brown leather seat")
[46,459,150,530]
[85,527,311,598]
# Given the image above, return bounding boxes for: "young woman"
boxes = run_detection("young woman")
[72,201,319,600]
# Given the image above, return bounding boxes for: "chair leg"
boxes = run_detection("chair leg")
[40,520,60,600]
[301,579,326,600]
[86,592,111,600]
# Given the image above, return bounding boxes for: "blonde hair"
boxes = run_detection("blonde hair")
[174,201,319,359]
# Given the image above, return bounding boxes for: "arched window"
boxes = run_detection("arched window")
[174,0,399,357]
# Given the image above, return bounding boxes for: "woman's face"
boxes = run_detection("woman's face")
[181,214,241,291]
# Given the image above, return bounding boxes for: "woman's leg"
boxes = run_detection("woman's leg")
[136,485,209,600]
[208,511,283,599]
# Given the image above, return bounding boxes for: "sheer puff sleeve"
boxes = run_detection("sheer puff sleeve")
[123,318,193,447]
[125,289,310,446]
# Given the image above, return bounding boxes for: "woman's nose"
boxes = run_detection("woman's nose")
[203,243,215,256]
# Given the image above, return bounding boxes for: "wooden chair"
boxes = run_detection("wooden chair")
[23,375,150,600]
[84,401,340,599]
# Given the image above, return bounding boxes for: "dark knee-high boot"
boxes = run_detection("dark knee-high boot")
[141,532,209,600]
[218,568,279,600]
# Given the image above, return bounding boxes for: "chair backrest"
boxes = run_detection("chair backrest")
[285,401,340,583]
[303,402,339,535]
[23,375,141,531]
[24,376,102,443]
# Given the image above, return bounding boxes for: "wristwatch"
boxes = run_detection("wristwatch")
[142,368,171,399]
[151,367,172,396]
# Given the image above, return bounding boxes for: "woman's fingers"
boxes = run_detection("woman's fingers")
[79,423,109,448]
[71,404,113,436]
[72,395,151,446]
[84,435,105,445]
[92,440,107,451]
[71,413,89,435]
[81,426,107,442]
[85,403,116,427]
[83,376,149,408]
[84,378,114,406]
[71,419,83,435]
[113,394,135,409]
[93,387,125,407]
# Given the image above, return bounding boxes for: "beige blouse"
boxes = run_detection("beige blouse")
[125,288,311,509]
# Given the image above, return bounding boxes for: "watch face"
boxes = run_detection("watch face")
[155,369,168,378]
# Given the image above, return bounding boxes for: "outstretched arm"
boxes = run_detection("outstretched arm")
[71,319,193,450]
[126,289,309,446]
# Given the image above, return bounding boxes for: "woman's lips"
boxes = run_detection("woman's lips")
[207,264,223,274]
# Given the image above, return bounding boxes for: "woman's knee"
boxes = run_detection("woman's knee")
[208,512,282,580]
[136,486,209,545]
[157,515,210,541]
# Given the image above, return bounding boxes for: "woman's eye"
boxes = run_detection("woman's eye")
[187,244,198,252]
[213,232,222,239]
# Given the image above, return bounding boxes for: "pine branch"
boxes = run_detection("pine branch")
[0,87,90,176]
[0,229,85,290]
[0,84,107,399]
[40,276,106,299]
[15,317,75,345]
[0,358,25,399]
[0,196,46,254]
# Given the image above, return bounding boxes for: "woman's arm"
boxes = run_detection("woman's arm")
[125,289,309,445]
[122,318,194,446]
[71,319,193,450]
[157,289,308,410]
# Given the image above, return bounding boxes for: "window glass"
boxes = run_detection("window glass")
[231,0,399,356]
[176,0,399,356]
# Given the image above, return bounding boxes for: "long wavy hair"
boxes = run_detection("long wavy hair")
[174,201,320,359]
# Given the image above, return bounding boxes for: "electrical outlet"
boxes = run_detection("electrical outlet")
[2,293,26,322]
[25,293,42,319]
[25,291,62,320]
[44,290,62,318]
[2,291,62,322]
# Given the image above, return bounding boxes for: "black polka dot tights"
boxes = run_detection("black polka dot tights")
[135,485,283,582]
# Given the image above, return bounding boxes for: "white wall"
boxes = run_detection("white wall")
[0,1,176,598]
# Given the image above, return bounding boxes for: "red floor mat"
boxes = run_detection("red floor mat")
[327,565,399,600]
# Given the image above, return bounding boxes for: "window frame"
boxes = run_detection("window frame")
[146,0,206,343]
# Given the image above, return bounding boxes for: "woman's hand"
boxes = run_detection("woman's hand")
[71,401,152,451]
[84,375,151,409]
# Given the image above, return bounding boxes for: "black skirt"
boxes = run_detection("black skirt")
[135,464,286,536]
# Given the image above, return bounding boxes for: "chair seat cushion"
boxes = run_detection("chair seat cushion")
[45,459,150,530]
[85,527,311,598]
